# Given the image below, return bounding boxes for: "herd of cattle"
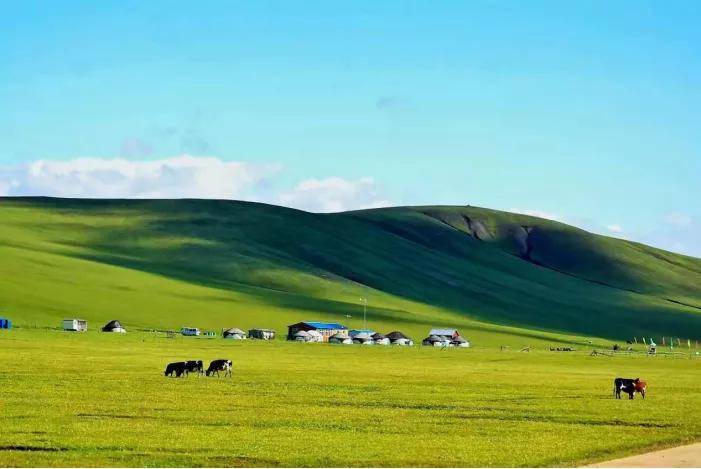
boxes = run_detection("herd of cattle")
[165,359,232,377]
[613,377,647,399]
[164,362,649,400]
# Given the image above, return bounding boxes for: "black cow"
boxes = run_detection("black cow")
[613,377,639,399]
[164,361,187,377]
[206,359,232,377]
[184,360,204,376]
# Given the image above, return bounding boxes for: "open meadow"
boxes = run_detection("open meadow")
[1,199,701,466]
[1,329,700,467]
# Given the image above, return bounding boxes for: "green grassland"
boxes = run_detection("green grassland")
[1,197,701,467]
[1,330,700,467]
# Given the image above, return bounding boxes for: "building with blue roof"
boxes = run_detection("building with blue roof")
[287,321,348,342]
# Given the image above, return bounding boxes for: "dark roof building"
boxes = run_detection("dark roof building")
[386,331,410,341]
[287,321,347,342]
[248,328,276,340]
[102,320,126,333]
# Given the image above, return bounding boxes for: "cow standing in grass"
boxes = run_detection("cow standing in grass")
[206,359,232,377]
[614,377,646,399]
[633,379,647,399]
[164,361,187,377]
[184,360,204,377]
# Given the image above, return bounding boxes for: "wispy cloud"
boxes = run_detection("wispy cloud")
[507,208,561,221]
[605,224,624,233]
[279,177,391,213]
[375,96,411,113]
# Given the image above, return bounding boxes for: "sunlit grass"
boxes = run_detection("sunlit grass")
[1,330,700,467]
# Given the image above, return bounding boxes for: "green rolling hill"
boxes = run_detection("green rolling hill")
[1,197,700,343]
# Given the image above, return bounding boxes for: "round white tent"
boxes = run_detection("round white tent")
[306,330,324,343]
[371,333,390,345]
[293,330,311,342]
[329,332,353,344]
[352,332,374,345]
[223,328,246,339]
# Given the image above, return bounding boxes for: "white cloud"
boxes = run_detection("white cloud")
[507,208,561,221]
[605,224,624,233]
[0,156,281,200]
[0,156,392,214]
[279,177,391,213]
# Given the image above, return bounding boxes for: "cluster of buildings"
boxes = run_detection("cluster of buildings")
[58,319,470,348]
[183,327,277,340]
[62,318,125,333]
[421,328,470,347]
[286,321,470,347]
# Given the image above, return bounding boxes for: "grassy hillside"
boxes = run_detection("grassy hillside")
[1,197,700,342]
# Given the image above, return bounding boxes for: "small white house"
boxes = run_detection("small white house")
[429,328,460,339]
[63,319,87,332]
[181,327,200,336]
[248,328,275,340]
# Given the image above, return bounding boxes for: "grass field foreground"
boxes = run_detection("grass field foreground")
[1,330,700,467]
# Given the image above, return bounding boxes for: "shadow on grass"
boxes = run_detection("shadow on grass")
[8,198,701,341]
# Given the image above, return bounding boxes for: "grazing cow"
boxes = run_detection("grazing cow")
[634,380,647,399]
[164,361,187,377]
[614,377,645,399]
[184,360,204,377]
[206,359,232,377]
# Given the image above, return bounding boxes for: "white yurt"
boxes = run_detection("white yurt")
[352,332,374,345]
[223,328,247,339]
[329,332,353,344]
[306,330,324,343]
[371,333,390,345]
[387,331,413,346]
[422,334,448,347]
[293,330,311,342]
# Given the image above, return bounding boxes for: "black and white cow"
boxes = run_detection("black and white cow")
[164,361,188,377]
[613,377,639,399]
[184,360,204,376]
[206,359,232,377]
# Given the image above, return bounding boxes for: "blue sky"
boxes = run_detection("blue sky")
[1,0,699,256]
